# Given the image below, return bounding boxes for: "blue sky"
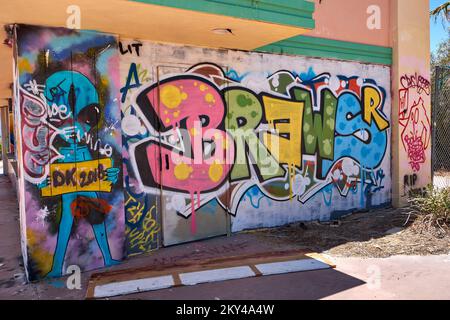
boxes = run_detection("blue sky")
[430,0,449,53]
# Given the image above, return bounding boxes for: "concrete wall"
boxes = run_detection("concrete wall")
[391,0,432,206]
[120,40,392,251]
[14,25,394,279]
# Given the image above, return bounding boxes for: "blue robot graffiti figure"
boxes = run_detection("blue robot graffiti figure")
[39,71,120,278]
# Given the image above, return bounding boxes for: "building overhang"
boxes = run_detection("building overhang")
[1,0,315,51]
[0,0,315,101]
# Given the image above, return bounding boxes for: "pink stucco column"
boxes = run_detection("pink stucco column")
[390,0,432,207]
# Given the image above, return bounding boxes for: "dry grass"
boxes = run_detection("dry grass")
[405,186,450,237]
[254,206,450,258]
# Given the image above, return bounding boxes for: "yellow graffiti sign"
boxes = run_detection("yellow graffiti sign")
[41,159,113,197]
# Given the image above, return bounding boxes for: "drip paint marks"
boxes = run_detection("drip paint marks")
[121,41,392,240]
[15,25,124,280]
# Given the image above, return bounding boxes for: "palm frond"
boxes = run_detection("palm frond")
[430,1,450,23]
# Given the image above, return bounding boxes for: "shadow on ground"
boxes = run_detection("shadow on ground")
[109,268,366,300]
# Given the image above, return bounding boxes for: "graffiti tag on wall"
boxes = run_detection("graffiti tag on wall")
[399,73,431,172]
[16,25,124,280]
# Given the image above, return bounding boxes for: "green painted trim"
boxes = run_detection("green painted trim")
[257,36,393,65]
[130,0,315,29]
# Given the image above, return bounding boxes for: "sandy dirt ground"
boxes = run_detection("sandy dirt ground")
[255,207,450,258]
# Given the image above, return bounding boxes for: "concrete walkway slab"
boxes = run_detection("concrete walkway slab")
[89,257,333,299]
[179,266,256,286]
[94,275,175,299]
[85,249,333,299]
[255,259,330,276]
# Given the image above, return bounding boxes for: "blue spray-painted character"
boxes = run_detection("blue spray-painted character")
[40,71,120,278]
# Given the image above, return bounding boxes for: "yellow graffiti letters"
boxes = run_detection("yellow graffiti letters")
[41,159,113,196]
[363,86,389,131]
[262,95,304,168]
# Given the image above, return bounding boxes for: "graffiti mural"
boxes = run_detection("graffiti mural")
[398,73,431,172]
[15,25,124,280]
[14,32,393,272]
[120,42,163,254]
[121,41,392,241]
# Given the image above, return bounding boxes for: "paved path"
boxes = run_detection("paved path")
[325,254,450,300]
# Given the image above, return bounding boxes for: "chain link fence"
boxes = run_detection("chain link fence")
[432,65,450,189]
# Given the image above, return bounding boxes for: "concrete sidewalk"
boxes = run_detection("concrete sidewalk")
[325,254,450,300]
[0,174,449,300]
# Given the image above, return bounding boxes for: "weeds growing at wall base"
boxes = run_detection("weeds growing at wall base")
[406,185,450,237]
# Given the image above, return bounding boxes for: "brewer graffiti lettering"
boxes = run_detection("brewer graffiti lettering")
[128,63,390,224]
